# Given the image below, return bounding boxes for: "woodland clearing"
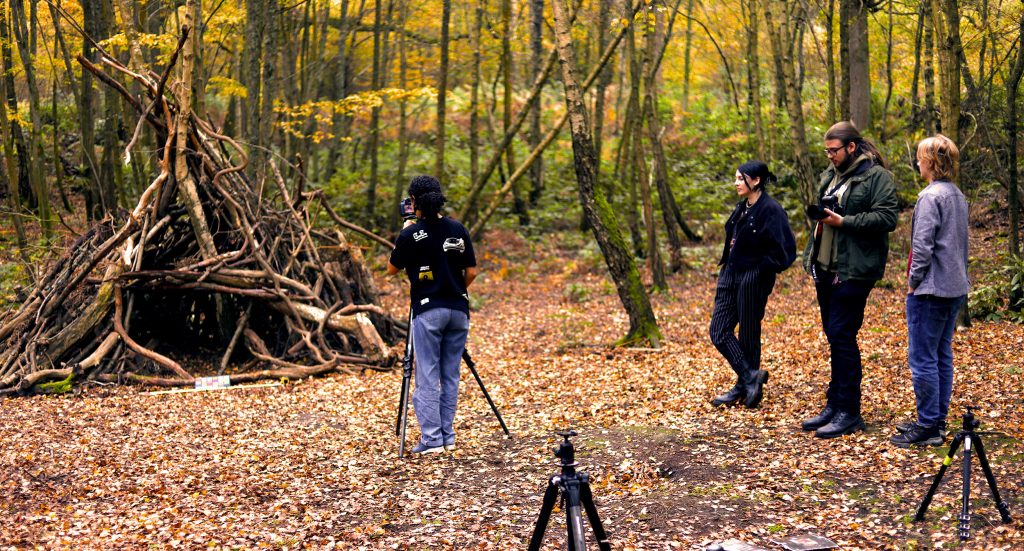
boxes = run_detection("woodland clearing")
[2,222,1023,550]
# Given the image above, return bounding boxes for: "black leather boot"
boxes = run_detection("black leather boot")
[814,411,866,439]
[742,369,769,408]
[800,405,836,431]
[711,383,744,407]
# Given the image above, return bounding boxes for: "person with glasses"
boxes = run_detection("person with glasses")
[709,161,796,408]
[891,135,969,448]
[800,121,898,438]
[387,175,478,454]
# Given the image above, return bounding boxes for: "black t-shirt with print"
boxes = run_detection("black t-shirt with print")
[389,216,477,316]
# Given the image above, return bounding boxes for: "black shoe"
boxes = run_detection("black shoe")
[814,412,866,439]
[891,422,943,448]
[742,370,769,408]
[711,384,744,407]
[801,405,836,431]
[896,419,946,436]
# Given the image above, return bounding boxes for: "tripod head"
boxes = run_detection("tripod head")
[961,405,981,432]
[554,430,579,477]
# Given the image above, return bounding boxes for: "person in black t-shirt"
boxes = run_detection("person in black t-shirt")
[387,176,477,454]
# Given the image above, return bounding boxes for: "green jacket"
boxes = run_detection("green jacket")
[801,162,899,281]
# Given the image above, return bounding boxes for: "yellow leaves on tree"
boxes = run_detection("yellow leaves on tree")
[275,87,436,143]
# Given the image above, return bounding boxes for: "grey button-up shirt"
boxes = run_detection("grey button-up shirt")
[908,180,970,297]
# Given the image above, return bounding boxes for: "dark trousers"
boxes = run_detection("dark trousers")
[815,273,875,416]
[709,265,776,377]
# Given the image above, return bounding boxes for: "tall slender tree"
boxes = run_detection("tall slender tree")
[552,0,661,347]
[435,0,451,184]
[841,0,872,130]
[10,0,52,236]
[931,0,962,142]
[1006,9,1024,257]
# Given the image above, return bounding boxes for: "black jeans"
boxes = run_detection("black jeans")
[815,272,875,416]
[709,265,776,376]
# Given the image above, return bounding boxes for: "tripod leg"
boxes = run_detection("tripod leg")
[915,432,964,521]
[397,310,415,457]
[959,435,973,541]
[463,351,512,437]
[580,479,611,551]
[564,478,587,551]
[527,480,561,551]
[972,435,1013,523]
[398,380,411,459]
[395,375,409,437]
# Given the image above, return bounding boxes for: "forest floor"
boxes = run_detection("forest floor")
[2,220,1024,550]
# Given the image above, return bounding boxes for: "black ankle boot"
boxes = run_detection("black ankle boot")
[742,370,769,408]
[800,405,836,431]
[711,384,744,407]
[814,411,866,439]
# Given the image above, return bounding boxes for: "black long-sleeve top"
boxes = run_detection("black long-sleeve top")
[718,193,797,274]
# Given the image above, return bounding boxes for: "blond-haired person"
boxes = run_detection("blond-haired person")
[892,135,969,448]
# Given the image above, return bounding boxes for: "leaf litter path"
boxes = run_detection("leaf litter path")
[2,240,1024,549]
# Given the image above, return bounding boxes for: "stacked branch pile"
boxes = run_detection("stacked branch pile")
[0,26,401,395]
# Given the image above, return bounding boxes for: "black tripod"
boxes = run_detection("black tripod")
[914,406,1012,540]
[528,430,610,551]
[394,309,511,458]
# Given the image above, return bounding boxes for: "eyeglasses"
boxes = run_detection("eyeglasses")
[912,159,921,174]
[824,146,845,157]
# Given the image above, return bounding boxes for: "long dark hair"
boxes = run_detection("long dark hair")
[737,160,776,191]
[408,175,447,219]
[824,121,888,168]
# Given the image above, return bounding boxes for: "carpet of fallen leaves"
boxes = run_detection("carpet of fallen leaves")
[2,224,1024,550]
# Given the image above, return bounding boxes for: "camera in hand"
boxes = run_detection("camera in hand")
[399,197,416,220]
[806,194,844,220]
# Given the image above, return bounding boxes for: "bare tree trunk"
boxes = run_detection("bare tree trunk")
[0,50,29,261]
[616,81,644,257]
[390,0,412,232]
[681,0,695,112]
[528,0,546,206]
[643,6,682,274]
[879,0,894,141]
[435,0,451,184]
[910,1,924,124]
[846,0,871,130]
[632,11,665,287]
[923,0,937,134]
[501,0,529,225]
[466,0,482,223]
[1006,10,1024,257]
[367,0,383,220]
[77,0,105,218]
[765,0,817,207]
[261,0,279,179]
[824,0,838,123]
[551,0,661,347]
[0,1,25,207]
[637,135,666,290]
[243,0,264,180]
[9,0,52,237]
[746,0,765,157]
[620,2,644,256]
[175,7,217,261]
[931,0,961,143]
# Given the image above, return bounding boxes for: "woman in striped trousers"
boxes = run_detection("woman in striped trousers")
[709,161,796,408]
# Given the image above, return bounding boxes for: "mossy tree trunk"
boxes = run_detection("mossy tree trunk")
[552,0,661,347]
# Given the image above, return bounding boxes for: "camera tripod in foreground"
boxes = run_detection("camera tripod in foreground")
[528,430,610,551]
[394,309,511,458]
[914,406,1012,540]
